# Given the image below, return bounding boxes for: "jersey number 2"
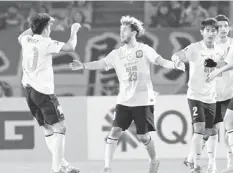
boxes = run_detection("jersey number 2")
[27,47,38,71]
[193,106,198,117]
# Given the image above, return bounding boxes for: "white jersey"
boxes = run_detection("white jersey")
[215,37,233,101]
[104,42,159,107]
[225,45,233,66]
[20,34,65,94]
[182,41,225,103]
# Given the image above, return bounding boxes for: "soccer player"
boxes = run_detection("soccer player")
[69,15,185,173]
[183,15,233,173]
[207,46,233,173]
[214,14,233,170]
[18,13,80,173]
[171,18,224,173]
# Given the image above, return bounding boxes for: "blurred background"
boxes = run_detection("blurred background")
[0,1,233,172]
[0,0,232,97]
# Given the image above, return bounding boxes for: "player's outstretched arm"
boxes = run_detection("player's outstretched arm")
[70,49,116,71]
[145,45,185,71]
[61,23,81,52]
[18,28,33,44]
[171,51,188,63]
[69,59,107,70]
[156,56,185,71]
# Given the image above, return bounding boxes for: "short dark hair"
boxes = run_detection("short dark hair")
[200,18,219,31]
[215,14,230,24]
[29,13,51,35]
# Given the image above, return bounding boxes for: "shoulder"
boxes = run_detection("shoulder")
[185,42,199,51]
[106,48,119,57]
[142,43,154,52]
[20,35,31,44]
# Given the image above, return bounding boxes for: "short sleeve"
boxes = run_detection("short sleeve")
[19,35,29,45]
[179,43,196,61]
[144,45,160,64]
[103,50,117,71]
[47,39,65,54]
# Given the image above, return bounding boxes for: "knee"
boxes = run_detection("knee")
[108,127,122,139]
[52,122,66,134]
[193,123,205,134]
[224,121,233,131]
[210,127,219,136]
[137,133,150,144]
[224,114,233,131]
[43,124,53,135]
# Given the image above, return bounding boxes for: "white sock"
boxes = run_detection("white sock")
[227,151,233,167]
[52,133,65,172]
[187,135,208,163]
[227,130,233,152]
[207,134,218,168]
[202,136,208,150]
[105,137,118,168]
[45,134,54,153]
[187,151,194,163]
[192,133,203,167]
[45,134,69,167]
[144,136,156,161]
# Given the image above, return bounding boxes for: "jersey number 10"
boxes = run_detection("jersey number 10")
[27,47,39,72]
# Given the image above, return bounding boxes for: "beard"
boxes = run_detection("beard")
[121,35,132,44]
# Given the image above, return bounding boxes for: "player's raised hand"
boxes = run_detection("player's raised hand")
[71,23,81,33]
[206,70,220,82]
[69,60,84,70]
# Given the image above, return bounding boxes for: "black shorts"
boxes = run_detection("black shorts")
[24,86,65,126]
[188,99,216,128]
[113,104,155,134]
[214,99,231,124]
[228,98,233,110]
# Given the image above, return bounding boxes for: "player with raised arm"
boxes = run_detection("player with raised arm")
[18,13,80,173]
[70,15,185,173]
[207,46,233,173]
[171,18,224,173]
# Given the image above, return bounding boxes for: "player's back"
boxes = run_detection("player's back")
[21,34,61,94]
[187,41,224,103]
[106,42,155,106]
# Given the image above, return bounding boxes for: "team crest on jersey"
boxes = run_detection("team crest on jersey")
[136,50,143,58]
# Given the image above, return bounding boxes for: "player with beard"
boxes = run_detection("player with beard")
[69,15,185,173]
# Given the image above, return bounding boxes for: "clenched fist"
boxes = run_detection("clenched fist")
[71,23,81,33]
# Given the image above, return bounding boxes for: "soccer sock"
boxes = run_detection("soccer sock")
[105,137,118,168]
[52,132,65,172]
[227,150,233,167]
[143,136,156,162]
[227,130,233,152]
[202,135,209,150]
[225,132,233,167]
[207,133,218,168]
[45,134,69,167]
[45,134,54,153]
[192,133,203,167]
[187,135,208,163]
[187,151,194,163]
